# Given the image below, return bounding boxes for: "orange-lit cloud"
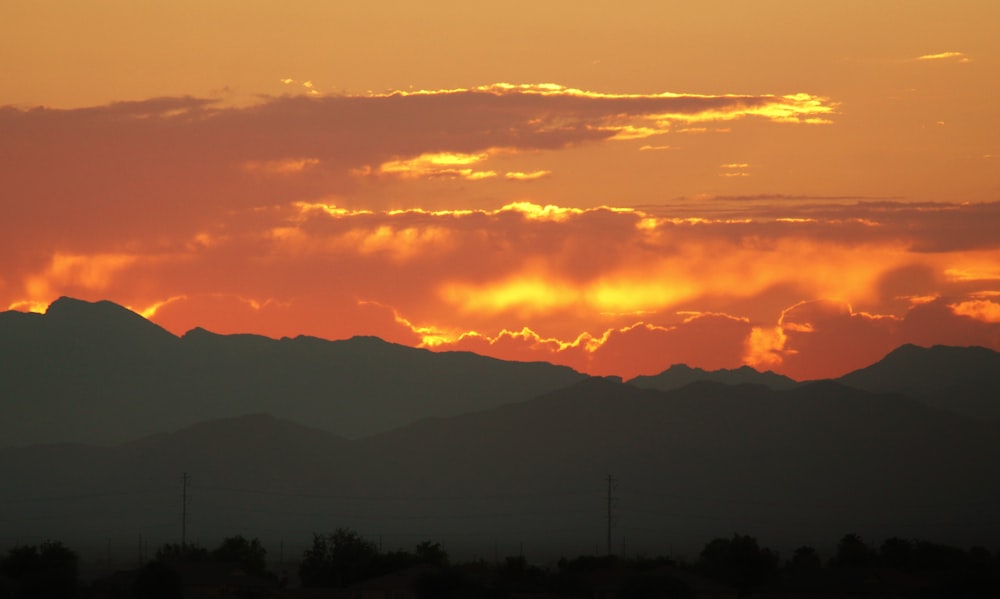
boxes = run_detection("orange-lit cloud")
[384,83,835,127]
[19,253,140,309]
[951,299,1000,323]
[917,51,970,63]
[1,78,997,381]
[504,170,551,181]
[373,152,498,180]
[5,199,999,380]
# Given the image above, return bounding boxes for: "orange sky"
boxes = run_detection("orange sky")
[2,1,999,380]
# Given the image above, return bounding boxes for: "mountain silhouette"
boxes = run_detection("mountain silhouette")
[0,298,586,446]
[836,344,1000,420]
[5,298,1000,560]
[3,377,999,560]
[628,363,798,391]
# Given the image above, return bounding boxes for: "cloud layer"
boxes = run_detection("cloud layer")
[2,85,997,379]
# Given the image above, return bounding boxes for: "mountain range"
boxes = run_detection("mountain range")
[4,297,999,448]
[2,298,1000,560]
[0,297,585,445]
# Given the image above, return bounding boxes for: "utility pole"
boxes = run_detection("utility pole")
[181,472,191,548]
[606,475,617,556]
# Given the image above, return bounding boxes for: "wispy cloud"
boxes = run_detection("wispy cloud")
[370,152,498,180]
[917,51,970,63]
[504,170,551,181]
[719,162,751,178]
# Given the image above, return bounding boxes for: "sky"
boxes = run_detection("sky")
[2,1,999,380]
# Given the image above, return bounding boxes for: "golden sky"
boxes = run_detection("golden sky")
[2,1,999,379]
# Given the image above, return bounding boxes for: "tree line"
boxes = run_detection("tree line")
[3,530,1000,597]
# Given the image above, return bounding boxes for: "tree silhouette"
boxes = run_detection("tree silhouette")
[830,533,875,568]
[496,554,546,594]
[697,533,778,593]
[211,535,267,574]
[299,528,379,587]
[786,545,822,574]
[0,541,78,599]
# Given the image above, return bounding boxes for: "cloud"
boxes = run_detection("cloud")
[2,82,997,380]
[6,200,998,367]
[369,151,498,180]
[20,253,141,305]
[0,83,836,260]
[742,297,1000,379]
[917,51,970,63]
[951,299,1000,323]
[771,299,901,378]
[589,314,752,376]
[504,170,551,181]
[719,162,751,178]
[405,312,753,379]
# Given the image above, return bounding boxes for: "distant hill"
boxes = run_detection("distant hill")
[0,297,587,445]
[628,363,798,391]
[3,378,999,561]
[835,344,1000,421]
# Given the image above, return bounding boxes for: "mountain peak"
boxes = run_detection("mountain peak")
[843,343,1000,382]
[43,296,177,342]
[46,296,120,317]
[181,325,215,338]
[837,343,1000,420]
[628,362,798,391]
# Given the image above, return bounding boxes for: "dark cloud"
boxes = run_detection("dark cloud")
[772,298,1000,379]
[587,314,752,376]
[0,86,834,261]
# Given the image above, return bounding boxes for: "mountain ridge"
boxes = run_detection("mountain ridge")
[3,377,999,559]
[835,342,1000,420]
[0,298,587,446]
[628,363,799,391]
[3,297,999,448]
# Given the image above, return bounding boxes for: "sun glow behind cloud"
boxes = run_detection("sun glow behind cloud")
[5,196,1000,379]
[2,42,999,380]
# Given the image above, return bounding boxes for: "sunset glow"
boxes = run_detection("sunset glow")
[2,1,998,380]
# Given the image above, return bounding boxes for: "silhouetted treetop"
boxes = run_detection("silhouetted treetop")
[0,541,78,599]
[698,533,778,593]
